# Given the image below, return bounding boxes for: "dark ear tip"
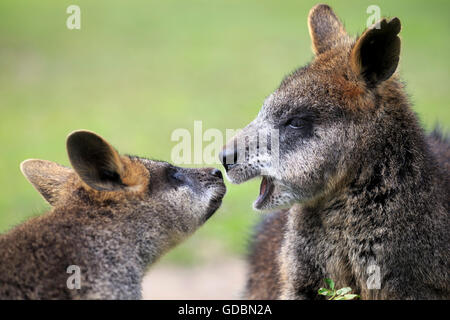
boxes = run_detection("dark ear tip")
[375,17,401,34]
[388,17,401,34]
[66,130,105,154]
[66,129,99,145]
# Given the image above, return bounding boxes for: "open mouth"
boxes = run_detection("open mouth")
[254,176,274,209]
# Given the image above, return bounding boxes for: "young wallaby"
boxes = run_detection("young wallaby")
[0,130,226,299]
[220,4,449,299]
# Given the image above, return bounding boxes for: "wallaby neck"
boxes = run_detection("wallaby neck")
[47,206,170,276]
[303,121,440,220]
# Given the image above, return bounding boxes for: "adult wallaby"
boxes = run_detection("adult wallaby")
[0,130,226,299]
[220,4,449,299]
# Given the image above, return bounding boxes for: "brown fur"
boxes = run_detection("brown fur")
[1,130,226,299]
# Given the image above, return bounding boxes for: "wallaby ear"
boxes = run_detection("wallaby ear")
[308,4,349,55]
[66,130,126,191]
[350,18,401,87]
[20,159,73,206]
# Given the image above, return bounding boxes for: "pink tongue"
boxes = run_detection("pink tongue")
[260,177,267,196]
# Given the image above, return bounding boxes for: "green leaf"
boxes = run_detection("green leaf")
[318,288,332,296]
[343,294,360,300]
[334,296,345,300]
[336,287,352,295]
[324,278,335,290]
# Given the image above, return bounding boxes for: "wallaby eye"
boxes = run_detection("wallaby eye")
[284,114,314,138]
[286,117,308,129]
[172,172,186,183]
[167,167,186,185]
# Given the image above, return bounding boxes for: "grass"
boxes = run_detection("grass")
[0,0,449,264]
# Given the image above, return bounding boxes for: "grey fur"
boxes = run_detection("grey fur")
[221,5,449,299]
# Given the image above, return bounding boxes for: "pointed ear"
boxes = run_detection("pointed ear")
[308,4,349,55]
[21,159,73,206]
[66,130,126,191]
[350,18,401,87]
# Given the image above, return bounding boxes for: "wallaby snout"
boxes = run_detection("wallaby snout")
[219,143,237,172]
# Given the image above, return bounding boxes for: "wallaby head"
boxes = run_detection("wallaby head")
[21,130,226,252]
[220,4,406,210]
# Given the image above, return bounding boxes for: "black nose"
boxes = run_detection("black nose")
[210,168,223,179]
[219,148,237,171]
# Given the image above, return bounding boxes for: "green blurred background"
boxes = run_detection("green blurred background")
[0,0,449,265]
